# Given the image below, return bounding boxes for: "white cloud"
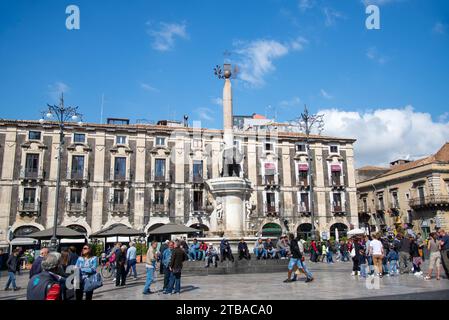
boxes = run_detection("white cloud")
[233,38,307,87]
[319,106,449,167]
[211,97,223,106]
[362,0,404,5]
[140,82,159,92]
[433,22,447,34]
[366,46,388,64]
[147,22,188,52]
[298,0,314,11]
[320,89,333,99]
[279,96,301,107]
[196,107,214,122]
[323,7,345,27]
[48,82,69,102]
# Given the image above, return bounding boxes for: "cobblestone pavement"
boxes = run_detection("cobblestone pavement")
[1,260,448,300]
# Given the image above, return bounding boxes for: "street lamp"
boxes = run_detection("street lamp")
[40,93,83,252]
[293,105,324,241]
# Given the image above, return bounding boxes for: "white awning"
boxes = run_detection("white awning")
[106,236,133,243]
[9,237,39,246]
[60,238,86,244]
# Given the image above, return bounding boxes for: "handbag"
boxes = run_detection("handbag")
[83,273,103,292]
[350,247,356,258]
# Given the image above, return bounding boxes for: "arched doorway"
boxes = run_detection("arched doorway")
[13,225,40,238]
[330,223,348,239]
[297,223,312,240]
[261,223,282,238]
[190,224,209,237]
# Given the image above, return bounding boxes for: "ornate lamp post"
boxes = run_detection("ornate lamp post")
[40,94,83,251]
[294,105,324,241]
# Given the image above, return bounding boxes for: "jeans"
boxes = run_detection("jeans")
[399,252,410,273]
[5,272,17,289]
[163,266,171,291]
[189,249,199,260]
[326,252,333,263]
[267,249,277,258]
[389,260,398,275]
[143,266,155,293]
[254,248,267,259]
[367,256,374,274]
[360,263,367,277]
[290,258,313,280]
[278,248,287,258]
[206,254,218,267]
[126,259,137,278]
[167,272,181,294]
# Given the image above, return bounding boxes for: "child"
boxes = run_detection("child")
[387,246,399,276]
[359,248,367,278]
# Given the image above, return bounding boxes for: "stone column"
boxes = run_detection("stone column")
[91,134,105,232]
[223,77,233,148]
[134,133,146,229]
[0,128,17,246]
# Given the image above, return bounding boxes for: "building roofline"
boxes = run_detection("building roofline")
[0,118,357,143]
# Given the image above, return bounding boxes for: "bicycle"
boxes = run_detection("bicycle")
[100,259,115,279]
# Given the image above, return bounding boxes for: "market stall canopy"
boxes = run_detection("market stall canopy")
[90,224,145,238]
[147,223,200,235]
[28,226,86,240]
[347,228,367,237]
[9,237,39,246]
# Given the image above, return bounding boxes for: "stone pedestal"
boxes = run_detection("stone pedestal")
[206,177,252,238]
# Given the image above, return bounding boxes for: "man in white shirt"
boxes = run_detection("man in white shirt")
[126,242,138,279]
[369,233,384,277]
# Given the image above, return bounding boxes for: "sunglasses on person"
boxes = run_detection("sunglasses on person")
[82,247,89,250]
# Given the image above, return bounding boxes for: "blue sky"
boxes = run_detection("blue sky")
[0,0,448,165]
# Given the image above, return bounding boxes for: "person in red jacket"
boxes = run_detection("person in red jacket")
[310,240,319,263]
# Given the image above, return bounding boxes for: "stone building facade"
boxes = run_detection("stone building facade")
[357,143,449,237]
[0,119,358,247]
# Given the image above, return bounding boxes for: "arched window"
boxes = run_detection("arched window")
[297,223,312,240]
[330,223,348,239]
[261,223,282,238]
[13,225,40,238]
[66,224,87,235]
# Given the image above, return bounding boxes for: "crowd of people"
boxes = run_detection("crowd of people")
[1,227,447,300]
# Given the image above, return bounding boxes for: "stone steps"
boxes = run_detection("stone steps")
[182,255,289,275]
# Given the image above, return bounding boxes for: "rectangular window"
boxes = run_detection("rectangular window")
[116,136,127,145]
[71,155,85,178]
[333,193,342,211]
[295,143,306,152]
[299,193,309,212]
[25,154,39,177]
[23,188,36,204]
[193,139,202,148]
[193,191,203,210]
[193,160,203,181]
[265,143,273,151]
[113,189,125,204]
[114,157,126,179]
[392,191,399,208]
[28,131,41,140]
[155,159,166,179]
[266,192,276,213]
[70,189,82,204]
[156,137,166,146]
[154,190,164,205]
[74,133,86,143]
[330,145,339,154]
[331,171,341,185]
[378,195,384,210]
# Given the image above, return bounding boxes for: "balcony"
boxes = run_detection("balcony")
[332,202,346,216]
[110,202,130,215]
[152,203,169,216]
[358,204,368,214]
[265,204,278,217]
[264,175,280,189]
[330,177,344,189]
[66,201,87,215]
[192,175,204,184]
[68,169,89,185]
[20,167,45,182]
[298,204,311,217]
[111,170,133,185]
[409,195,449,209]
[18,201,40,217]
[296,178,309,189]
